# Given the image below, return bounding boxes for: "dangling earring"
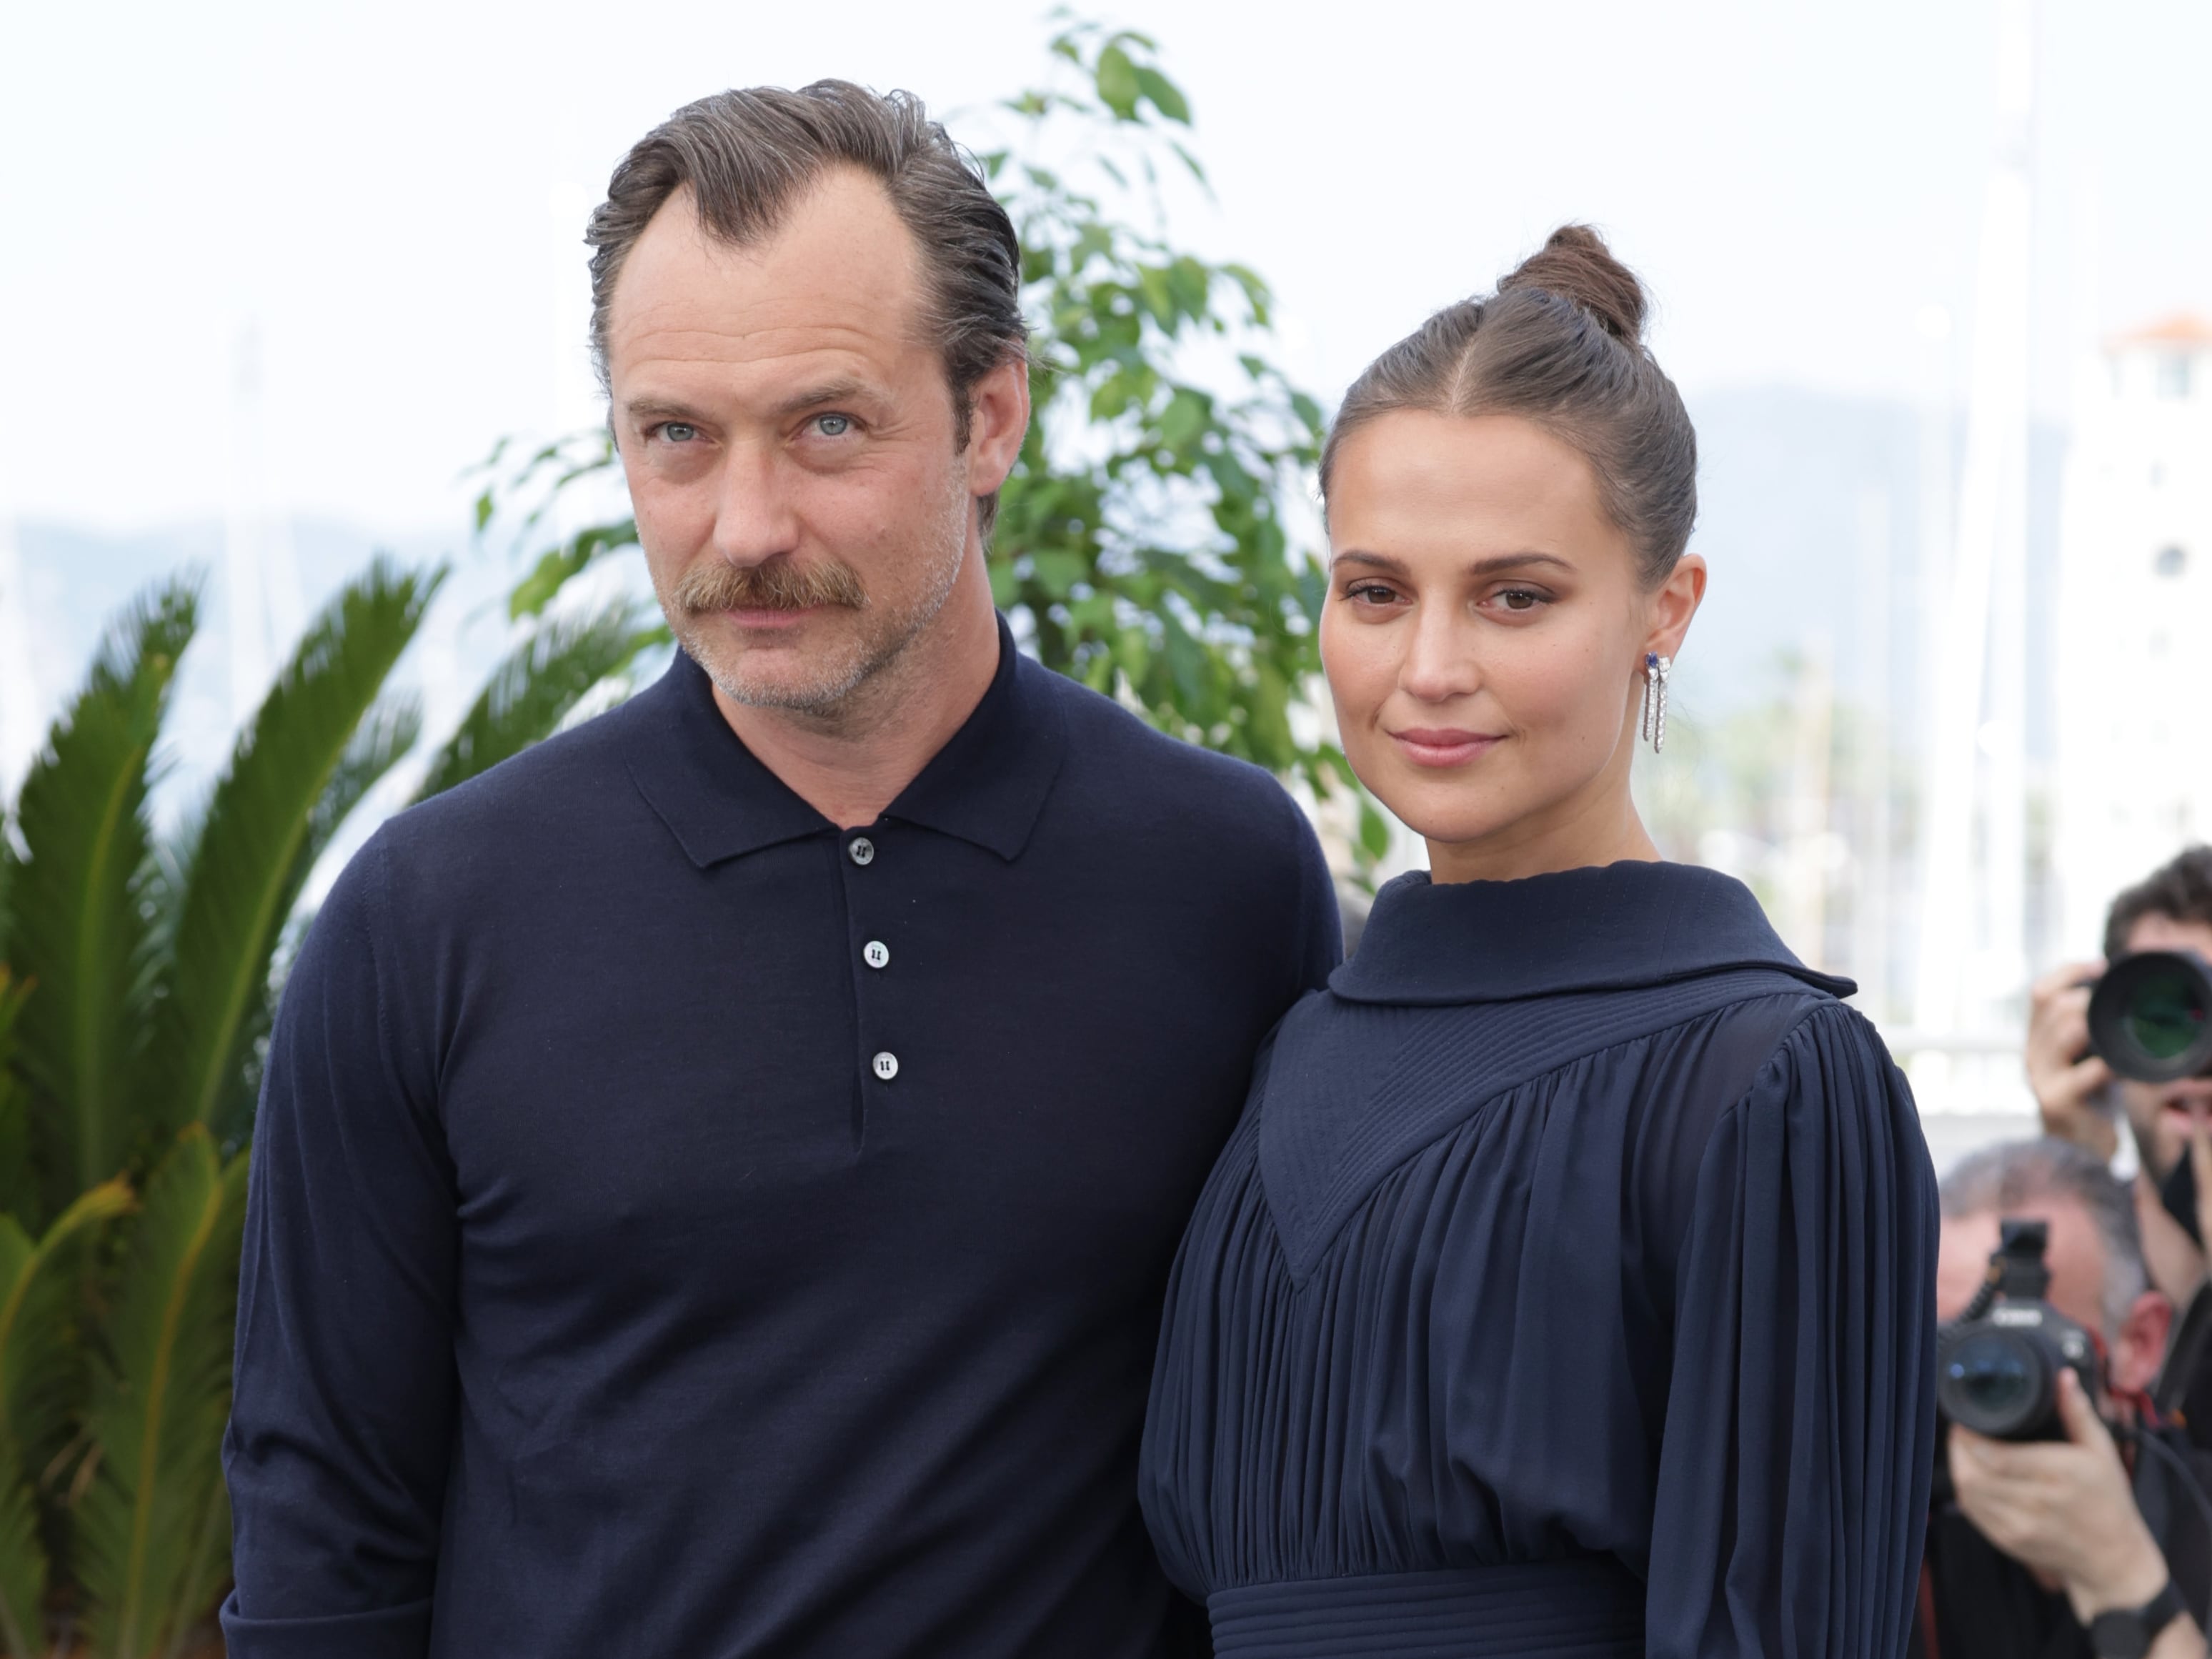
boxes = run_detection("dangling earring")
[1641,652,1671,752]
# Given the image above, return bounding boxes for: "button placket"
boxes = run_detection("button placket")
[845,832,897,1092]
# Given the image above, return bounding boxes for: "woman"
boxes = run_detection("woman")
[1140,228,1938,1657]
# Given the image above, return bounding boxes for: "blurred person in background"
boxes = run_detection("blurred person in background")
[1923,1137,2210,1659]
[2030,847,2212,1430]
[220,80,1338,1659]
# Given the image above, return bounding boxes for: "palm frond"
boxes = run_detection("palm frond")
[148,559,439,1143]
[0,1182,135,1658]
[74,1130,247,1659]
[10,580,199,1217]
[0,976,32,1225]
[413,602,651,803]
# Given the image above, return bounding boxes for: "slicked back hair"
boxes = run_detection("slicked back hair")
[587,81,1028,538]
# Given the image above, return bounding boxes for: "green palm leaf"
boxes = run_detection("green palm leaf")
[0,977,31,1226]
[74,1128,247,1659]
[10,581,199,1217]
[148,558,438,1144]
[413,602,654,803]
[0,1181,136,1658]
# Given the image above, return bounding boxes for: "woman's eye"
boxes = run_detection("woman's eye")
[1345,582,1398,604]
[813,414,852,437]
[1496,588,1544,612]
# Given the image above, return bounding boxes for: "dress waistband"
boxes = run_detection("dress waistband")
[1205,1559,1645,1659]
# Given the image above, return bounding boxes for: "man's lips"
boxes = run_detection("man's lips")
[696,604,830,630]
[1388,727,1505,768]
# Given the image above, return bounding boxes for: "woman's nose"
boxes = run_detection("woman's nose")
[1398,606,1480,704]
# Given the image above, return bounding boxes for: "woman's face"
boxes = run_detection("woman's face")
[1320,411,1705,880]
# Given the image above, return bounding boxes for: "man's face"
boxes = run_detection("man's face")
[605,169,980,714]
[2114,913,2212,1180]
[1938,1196,2167,1395]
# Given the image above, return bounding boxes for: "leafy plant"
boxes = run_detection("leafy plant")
[473,19,1383,863]
[0,554,621,1653]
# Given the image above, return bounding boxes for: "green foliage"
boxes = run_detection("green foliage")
[0,1184,134,1658]
[9,583,197,1220]
[985,22,1342,792]
[149,559,437,1147]
[415,602,662,803]
[74,1130,246,1659]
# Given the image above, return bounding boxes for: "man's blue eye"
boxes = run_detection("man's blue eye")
[662,423,697,443]
[815,414,852,437]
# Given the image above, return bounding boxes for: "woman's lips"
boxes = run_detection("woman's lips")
[1389,727,1504,768]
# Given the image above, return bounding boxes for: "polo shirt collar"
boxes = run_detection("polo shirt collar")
[1331,860,1854,1006]
[626,613,1065,868]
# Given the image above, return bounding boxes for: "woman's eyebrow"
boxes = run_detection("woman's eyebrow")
[1331,549,1573,577]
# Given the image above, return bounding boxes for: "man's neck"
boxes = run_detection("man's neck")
[710,579,1002,831]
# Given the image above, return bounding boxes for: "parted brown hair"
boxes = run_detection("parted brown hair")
[1319,225,1697,584]
[587,81,1028,535]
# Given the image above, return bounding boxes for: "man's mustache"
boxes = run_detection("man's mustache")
[675,557,867,614]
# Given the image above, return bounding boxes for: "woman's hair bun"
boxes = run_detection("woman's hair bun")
[1495,224,1646,345]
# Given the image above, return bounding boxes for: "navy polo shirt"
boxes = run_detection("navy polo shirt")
[221,620,1340,1659]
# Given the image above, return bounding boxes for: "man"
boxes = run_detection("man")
[221,82,1339,1658]
[2030,848,2212,1310]
[1923,1137,2209,1659]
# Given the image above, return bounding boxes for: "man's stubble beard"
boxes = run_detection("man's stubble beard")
[659,482,972,725]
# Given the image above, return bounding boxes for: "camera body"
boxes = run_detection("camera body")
[1938,1218,2101,1441]
[2090,949,2212,1084]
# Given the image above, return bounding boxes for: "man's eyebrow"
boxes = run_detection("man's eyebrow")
[620,379,877,425]
[771,377,871,418]
[623,397,706,424]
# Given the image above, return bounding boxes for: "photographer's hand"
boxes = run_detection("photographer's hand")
[2028,961,2117,1160]
[1951,1372,2201,1650]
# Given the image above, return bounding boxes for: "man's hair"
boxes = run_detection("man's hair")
[2105,845,2212,962]
[586,81,1028,538]
[1940,1136,2148,1337]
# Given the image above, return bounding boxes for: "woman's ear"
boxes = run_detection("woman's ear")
[1644,552,1708,659]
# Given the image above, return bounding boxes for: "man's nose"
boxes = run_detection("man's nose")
[709,442,802,566]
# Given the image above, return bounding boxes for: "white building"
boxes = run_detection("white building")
[2055,314,2212,956]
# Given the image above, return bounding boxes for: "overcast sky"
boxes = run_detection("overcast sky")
[4,0,2206,534]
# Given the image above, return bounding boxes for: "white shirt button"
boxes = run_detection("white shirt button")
[871,1050,899,1081]
[847,837,875,867]
[863,940,890,970]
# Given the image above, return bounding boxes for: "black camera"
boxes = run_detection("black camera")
[1937,1218,2101,1441]
[2090,950,2212,1084]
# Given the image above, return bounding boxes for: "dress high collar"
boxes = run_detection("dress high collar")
[1332,861,1853,1007]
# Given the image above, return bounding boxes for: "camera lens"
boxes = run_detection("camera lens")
[1939,1330,2050,1438]
[2089,951,2212,1083]
[2126,966,2207,1062]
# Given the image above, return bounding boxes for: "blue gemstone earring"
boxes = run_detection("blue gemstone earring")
[1641,652,1671,752]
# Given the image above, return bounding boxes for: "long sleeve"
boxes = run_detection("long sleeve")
[221,833,457,1659]
[1646,1002,1938,1658]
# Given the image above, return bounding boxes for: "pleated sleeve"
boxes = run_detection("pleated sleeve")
[1646,1002,1938,1658]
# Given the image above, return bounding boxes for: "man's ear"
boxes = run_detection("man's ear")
[964,356,1031,499]
[2114,1289,2175,1396]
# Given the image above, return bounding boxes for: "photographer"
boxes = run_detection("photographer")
[2029,847,2212,1307]
[1920,1137,2211,1659]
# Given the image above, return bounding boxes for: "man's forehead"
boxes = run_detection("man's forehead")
[607,171,927,377]
[2127,912,2212,960]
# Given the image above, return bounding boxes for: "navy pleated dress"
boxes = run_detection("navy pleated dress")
[1140,862,1939,1658]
